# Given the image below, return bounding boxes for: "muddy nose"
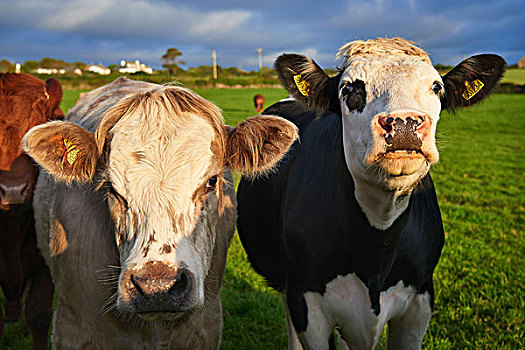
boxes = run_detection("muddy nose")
[378,115,426,134]
[377,114,428,152]
[123,262,194,313]
[0,182,30,205]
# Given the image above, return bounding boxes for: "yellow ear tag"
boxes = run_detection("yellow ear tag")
[462,79,484,100]
[63,138,81,165]
[293,74,311,96]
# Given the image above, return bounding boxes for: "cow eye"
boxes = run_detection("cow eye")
[341,84,354,97]
[206,176,218,189]
[431,81,442,94]
[340,80,366,113]
[107,185,128,209]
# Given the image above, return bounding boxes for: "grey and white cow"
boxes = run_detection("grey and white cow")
[23,77,298,349]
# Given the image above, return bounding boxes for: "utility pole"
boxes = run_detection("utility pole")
[212,50,217,80]
[256,48,263,76]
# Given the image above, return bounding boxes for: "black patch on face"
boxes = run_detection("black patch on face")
[340,80,366,113]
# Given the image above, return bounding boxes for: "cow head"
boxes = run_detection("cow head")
[275,38,504,196]
[23,85,298,319]
[0,73,63,209]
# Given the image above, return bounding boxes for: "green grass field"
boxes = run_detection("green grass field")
[1,88,523,349]
[501,68,525,85]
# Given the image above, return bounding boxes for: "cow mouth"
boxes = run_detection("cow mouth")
[371,148,429,178]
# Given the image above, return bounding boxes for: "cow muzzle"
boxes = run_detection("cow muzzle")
[366,112,438,177]
[0,181,31,206]
[119,261,197,319]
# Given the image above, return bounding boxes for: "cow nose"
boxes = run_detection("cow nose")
[378,115,427,134]
[130,268,189,300]
[0,182,30,205]
[123,262,194,314]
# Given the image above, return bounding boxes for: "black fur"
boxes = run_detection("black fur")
[237,101,444,335]
[274,54,342,116]
[441,54,506,113]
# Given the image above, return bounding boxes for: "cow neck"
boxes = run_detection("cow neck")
[352,177,411,231]
[341,118,411,231]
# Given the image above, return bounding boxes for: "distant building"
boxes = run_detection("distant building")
[86,64,111,75]
[518,56,525,69]
[73,68,83,76]
[35,68,65,75]
[119,60,153,74]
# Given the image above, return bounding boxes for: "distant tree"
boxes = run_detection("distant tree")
[0,59,15,72]
[40,57,68,69]
[22,60,39,72]
[161,47,185,74]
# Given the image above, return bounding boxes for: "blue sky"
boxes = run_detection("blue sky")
[0,0,523,70]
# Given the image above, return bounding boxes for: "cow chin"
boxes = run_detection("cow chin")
[374,152,431,192]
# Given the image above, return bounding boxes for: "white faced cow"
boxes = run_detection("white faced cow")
[237,38,505,349]
[22,77,298,349]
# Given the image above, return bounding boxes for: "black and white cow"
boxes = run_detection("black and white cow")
[237,38,505,349]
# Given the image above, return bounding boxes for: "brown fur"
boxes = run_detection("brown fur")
[226,116,299,177]
[0,73,60,349]
[22,121,98,184]
[254,94,265,113]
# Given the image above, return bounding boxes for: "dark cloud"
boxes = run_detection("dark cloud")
[0,0,523,70]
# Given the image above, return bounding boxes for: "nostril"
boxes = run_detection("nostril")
[378,117,393,133]
[169,270,189,300]
[130,275,145,296]
[20,183,29,198]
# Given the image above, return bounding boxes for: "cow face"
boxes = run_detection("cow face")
[0,73,63,209]
[23,86,298,319]
[275,38,505,195]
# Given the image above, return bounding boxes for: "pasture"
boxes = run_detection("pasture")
[1,88,523,349]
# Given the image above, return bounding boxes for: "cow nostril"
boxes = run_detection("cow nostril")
[169,270,189,300]
[20,183,29,197]
[130,275,145,296]
[379,117,393,133]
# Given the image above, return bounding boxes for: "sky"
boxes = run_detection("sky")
[0,0,523,71]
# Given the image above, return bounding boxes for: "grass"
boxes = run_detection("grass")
[1,88,523,349]
[501,68,525,85]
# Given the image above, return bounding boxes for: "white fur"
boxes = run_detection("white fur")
[339,55,442,230]
[297,274,432,350]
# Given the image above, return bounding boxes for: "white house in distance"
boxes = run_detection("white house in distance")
[36,68,66,75]
[119,60,153,74]
[86,64,111,75]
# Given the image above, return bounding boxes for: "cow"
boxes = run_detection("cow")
[22,77,298,349]
[0,73,62,349]
[237,38,505,349]
[254,94,265,113]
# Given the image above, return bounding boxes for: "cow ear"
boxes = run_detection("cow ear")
[226,115,298,177]
[441,54,505,113]
[45,78,64,120]
[275,54,341,116]
[22,121,98,183]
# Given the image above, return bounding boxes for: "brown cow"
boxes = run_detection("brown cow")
[0,73,62,349]
[22,77,298,349]
[254,94,265,113]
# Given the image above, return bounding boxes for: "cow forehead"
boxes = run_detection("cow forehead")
[108,112,218,210]
[341,56,441,89]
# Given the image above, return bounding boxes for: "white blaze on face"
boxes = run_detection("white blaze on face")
[108,109,219,303]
